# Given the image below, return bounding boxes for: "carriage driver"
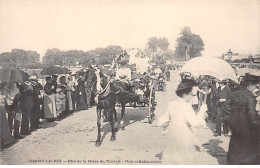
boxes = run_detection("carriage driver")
[115,60,132,82]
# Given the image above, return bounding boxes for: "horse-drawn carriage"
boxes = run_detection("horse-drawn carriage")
[125,73,156,123]
[93,48,157,146]
[94,68,157,146]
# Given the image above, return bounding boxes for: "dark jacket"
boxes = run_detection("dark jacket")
[217,85,232,114]
[32,82,43,105]
[44,83,55,95]
[18,83,34,113]
[224,88,260,164]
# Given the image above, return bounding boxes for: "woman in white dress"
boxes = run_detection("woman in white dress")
[43,76,57,120]
[158,78,207,164]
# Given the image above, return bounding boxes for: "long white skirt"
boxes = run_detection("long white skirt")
[44,94,57,118]
[67,91,73,111]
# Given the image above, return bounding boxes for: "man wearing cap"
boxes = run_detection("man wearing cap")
[214,79,232,137]
[224,72,260,164]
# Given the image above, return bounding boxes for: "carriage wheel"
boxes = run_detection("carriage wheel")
[148,84,154,124]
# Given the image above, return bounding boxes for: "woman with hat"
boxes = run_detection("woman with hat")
[43,76,57,121]
[158,78,207,164]
[224,72,260,164]
[76,72,88,110]
[30,76,43,131]
[0,82,15,146]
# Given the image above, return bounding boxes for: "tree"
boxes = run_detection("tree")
[42,48,64,66]
[146,37,172,65]
[0,49,41,68]
[147,37,170,53]
[41,45,124,67]
[174,27,204,61]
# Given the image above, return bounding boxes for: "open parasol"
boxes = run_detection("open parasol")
[40,65,69,75]
[0,67,29,83]
[180,57,238,82]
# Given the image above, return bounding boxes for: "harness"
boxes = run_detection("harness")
[96,81,113,99]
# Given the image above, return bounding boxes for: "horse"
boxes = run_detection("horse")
[94,68,140,147]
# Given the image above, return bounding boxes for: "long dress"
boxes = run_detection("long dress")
[43,83,57,119]
[55,90,66,116]
[31,82,43,129]
[224,88,260,164]
[158,98,206,164]
[77,78,88,110]
[65,83,73,111]
[0,93,14,146]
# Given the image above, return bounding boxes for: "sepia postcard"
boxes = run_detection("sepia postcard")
[0,0,260,166]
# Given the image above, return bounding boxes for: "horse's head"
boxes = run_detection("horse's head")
[94,68,109,91]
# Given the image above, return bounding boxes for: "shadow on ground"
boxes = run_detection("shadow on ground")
[202,139,227,165]
[92,107,149,146]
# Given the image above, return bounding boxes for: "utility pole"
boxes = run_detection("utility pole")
[185,45,190,61]
[248,52,253,68]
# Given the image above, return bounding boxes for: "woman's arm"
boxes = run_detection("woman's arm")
[158,103,172,129]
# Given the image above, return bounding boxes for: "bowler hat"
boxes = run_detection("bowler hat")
[176,79,198,92]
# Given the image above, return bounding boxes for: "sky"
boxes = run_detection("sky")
[0,0,260,60]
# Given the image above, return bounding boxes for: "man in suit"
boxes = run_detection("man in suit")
[214,79,232,137]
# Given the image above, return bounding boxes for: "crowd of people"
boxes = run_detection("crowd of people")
[1,68,96,147]
[159,70,260,164]
[1,63,171,147]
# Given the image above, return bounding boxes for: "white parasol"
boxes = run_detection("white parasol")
[180,57,238,82]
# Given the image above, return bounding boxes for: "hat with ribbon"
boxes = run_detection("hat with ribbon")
[176,79,198,92]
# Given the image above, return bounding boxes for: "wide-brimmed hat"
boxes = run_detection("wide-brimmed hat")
[243,72,260,84]
[176,79,198,92]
